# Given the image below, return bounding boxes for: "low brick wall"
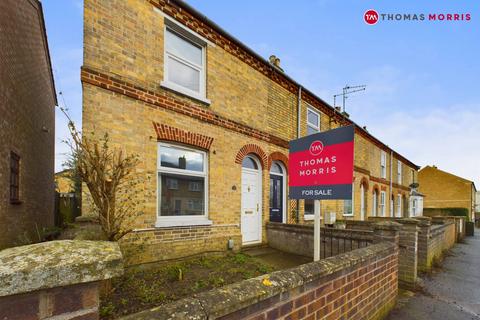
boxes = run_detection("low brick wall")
[266,222,373,259]
[0,240,123,320]
[417,218,456,272]
[121,242,399,320]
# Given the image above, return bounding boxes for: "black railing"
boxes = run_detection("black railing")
[320,227,373,259]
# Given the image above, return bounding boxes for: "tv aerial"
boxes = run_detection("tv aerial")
[333,85,366,114]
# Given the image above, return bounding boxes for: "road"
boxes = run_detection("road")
[387,229,480,320]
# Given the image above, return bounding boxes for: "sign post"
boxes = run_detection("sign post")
[289,125,355,261]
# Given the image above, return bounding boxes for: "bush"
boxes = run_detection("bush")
[424,207,470,222]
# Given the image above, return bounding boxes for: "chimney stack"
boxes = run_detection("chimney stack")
[269,55,283,71]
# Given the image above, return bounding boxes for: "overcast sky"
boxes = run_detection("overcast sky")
[43,0,480,187]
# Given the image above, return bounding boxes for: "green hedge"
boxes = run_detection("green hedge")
[424,207,470,222]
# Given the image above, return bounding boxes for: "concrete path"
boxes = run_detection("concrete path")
[387,229,480,320]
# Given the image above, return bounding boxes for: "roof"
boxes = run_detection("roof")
[164,0,419,169]
[420,166,476,188]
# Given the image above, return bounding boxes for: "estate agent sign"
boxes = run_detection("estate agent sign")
[289,125,355,200]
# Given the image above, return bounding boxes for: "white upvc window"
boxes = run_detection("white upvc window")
[396,194,402,217]
[372,191,378,217]
[156,143,211,227]
[380,151,387,179]
[397,160,402,184]
[380,191,386,216]
[307,107,320,135]
[411,199,418,217]
[343,183,354,216]
[162,23,208,103]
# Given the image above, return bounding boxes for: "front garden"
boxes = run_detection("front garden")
[99,252,276,319]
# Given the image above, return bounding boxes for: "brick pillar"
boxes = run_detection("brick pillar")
[397,219,419,289]
[373,221,401,245]
[414,217,432,272]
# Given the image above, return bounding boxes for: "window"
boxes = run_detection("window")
[396,194,402,217]
[397,160,402,184]
[188,181,202,192]
[380,191,386,216]
[163,25,207,101]
[343,183,354,216]
[10,152,20,204]
[390,195,394,217]
[304,199,315,219]
[157,143,210,226]
[372,191,378,216]
[411,199,418,217]
[380,151,387,179]
[307,107,320,135]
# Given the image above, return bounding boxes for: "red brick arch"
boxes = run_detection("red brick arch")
[152,122,213,150]
[359,177,369,190]
[372,184,380,194]
[235,144,268,169]
[268,151,288,172]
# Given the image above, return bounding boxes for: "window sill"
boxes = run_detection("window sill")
[160,81,211,105]
[304,215,323,221]
[342,214,354,217]
[10,199,22,205]
[155,218,213,228]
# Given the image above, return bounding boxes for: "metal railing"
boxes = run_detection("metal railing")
[320,227,373,259]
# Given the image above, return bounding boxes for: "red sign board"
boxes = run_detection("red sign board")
[288,125,354,199]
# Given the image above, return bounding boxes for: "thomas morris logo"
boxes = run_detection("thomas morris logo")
[364,9,471,24]
[364,9,379,25]
[309,141,324,156]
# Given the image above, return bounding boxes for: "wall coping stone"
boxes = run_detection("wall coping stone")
[397,218,421,225]
[0,240,123,297]
[373,221,402,231]
[119,242,395,319]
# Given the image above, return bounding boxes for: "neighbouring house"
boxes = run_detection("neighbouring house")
[419,166,477,220]
[55,169,76,194]
[82,0,419,264]
[0,0,57,249]
[476,191,480,222]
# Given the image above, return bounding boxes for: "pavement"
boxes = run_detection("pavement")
[387,229,480,320]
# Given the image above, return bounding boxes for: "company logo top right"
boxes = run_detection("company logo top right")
[364,9,471,25]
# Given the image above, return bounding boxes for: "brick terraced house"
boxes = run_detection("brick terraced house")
[82,0,419,263]
[0,0,57,249]
[419,165,477,220]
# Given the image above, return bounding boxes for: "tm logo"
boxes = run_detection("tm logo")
[364,9,379,25]
[309,141,324,156]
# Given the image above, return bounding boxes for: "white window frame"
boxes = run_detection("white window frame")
[380,191,386,217]
[411,199,418,217]
[380,151,387,179]
[396,194,402,217]
[372,191,378,217]
[343,183,354,217]
[306,106,320,135]
[156,142,211,227]
[161,22,210,104]
[397,160,402,184]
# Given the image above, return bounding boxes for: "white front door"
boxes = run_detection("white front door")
[241,169,261,244]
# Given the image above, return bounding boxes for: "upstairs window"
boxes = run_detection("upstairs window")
[10,152,20,204]
[163,26,206,100]
[397,160,402,183]
[380,151,387,179]
[307,107,320,135]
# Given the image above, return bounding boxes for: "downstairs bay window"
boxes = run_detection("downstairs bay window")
[156,143,211,227]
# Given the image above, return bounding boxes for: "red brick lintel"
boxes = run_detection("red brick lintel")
[81,67,289,149]
[153,122,214,150]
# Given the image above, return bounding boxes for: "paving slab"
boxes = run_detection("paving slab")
[387,229,480,320]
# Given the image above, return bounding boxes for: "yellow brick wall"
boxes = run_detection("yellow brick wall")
[419,166,475,215]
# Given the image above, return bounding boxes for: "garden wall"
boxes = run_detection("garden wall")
[0,240,123,320]
[121,242,399,320]
[266,222,373,259]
